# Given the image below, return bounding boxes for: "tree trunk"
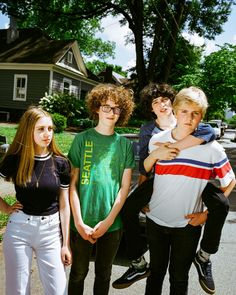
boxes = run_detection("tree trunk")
[128,0,147,93]
[147,0,166,82]
[161,0,186,82]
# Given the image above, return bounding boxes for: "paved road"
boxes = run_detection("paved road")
[0,129,236,294]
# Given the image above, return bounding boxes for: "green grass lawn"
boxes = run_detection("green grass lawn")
[0,126,75,155]
[0,125,139,155]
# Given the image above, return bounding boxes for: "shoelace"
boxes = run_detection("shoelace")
[203,261,212,278]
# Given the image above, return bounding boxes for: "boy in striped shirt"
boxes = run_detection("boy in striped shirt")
[144,86,235,295]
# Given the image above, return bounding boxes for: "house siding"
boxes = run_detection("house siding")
[0,69,50,110]
[52,72,94,99]
[59,49,79,72]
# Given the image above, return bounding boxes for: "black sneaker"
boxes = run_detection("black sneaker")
[112,265,150,289]
[193,255,215,294]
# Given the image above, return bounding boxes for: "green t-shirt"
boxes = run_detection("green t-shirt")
[68,128,135,232]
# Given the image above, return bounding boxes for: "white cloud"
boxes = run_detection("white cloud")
[182,32,205,47]
[204,40,218,55]
[124,58,136,70]
[100,16,134,53]
[233,34,236,44]
[182,31,220,56]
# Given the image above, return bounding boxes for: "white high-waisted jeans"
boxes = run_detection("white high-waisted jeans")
[3,210,67,295]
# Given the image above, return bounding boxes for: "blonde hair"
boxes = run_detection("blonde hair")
[86,83,134,126]
[4,106,65,186]
[173,86,208,117]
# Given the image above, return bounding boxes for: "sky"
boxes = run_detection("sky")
[1,5,236,72]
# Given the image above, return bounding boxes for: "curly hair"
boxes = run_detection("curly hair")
[86,83,134,126]
[140,83,176,119]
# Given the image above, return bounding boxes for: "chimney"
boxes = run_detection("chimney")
[105,66,113,83]
[7,15,19,44]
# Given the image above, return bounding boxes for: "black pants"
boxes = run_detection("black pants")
[68,229,122,295]
[121,179,229,260]
[145,219,201,295]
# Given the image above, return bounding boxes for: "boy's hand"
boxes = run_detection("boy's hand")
[150,144,179,161]
[141,204,150,213]
[77,223,97,244]
[185,211,208,226]
[92,219,111,239]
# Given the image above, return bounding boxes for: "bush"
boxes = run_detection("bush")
[228,115,236,128]
[128,118,144,127]
[71,118,94,129]
[39,92,89,126]
[52,113,67,133]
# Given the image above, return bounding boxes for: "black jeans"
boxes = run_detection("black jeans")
[201,182,229,253]
[121,177,154,260]
[145,218,202,295]
[121,179,229,260]
[68,229,122,295]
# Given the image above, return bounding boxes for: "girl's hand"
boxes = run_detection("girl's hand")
[6,201,23,214]
[61,246,72,266]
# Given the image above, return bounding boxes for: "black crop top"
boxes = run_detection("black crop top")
[0,153,70,216]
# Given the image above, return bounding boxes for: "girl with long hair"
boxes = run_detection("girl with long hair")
[0,106,71,295]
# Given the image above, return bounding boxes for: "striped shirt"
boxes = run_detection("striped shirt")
[147,129,235,228]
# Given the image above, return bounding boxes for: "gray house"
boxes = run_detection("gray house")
[0,26,99,121]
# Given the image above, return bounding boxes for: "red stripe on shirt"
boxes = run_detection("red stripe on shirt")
[155,164,213,180]
[212,162,232,178]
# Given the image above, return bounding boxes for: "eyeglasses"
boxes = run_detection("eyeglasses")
[152,97,170,104]
[101,105,122,115]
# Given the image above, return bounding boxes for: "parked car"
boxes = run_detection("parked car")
[209,119,226,137]
[207,122,221,139]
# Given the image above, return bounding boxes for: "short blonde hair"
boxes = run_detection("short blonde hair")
[86,83,134,126]
[173,86,208,117]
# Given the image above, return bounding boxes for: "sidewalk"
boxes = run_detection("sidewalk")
[0,197,236,294]
[0,179,236,293]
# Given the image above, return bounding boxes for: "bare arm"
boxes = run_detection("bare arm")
[69,167,96,244]
[169,135,204,150]
[221,178,236,197]
[92,168,132,239]
[59,187,72,266]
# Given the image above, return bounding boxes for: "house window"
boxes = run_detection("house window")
[63,78,72,94]
[67,51,73,64]
[70,85,78,98]
[13,74,27,101]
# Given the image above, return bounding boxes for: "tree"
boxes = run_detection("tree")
[0,1,115,60]
[201,44,236,119]
[86,60,127,76]
[1,0,235,93]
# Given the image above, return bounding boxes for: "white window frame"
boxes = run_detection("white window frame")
[67,51,73,64]
[13,74,28,101]
[63,78,72,94]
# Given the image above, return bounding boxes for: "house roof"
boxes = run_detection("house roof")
[97,66,127,85]
[0,28,76,64]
